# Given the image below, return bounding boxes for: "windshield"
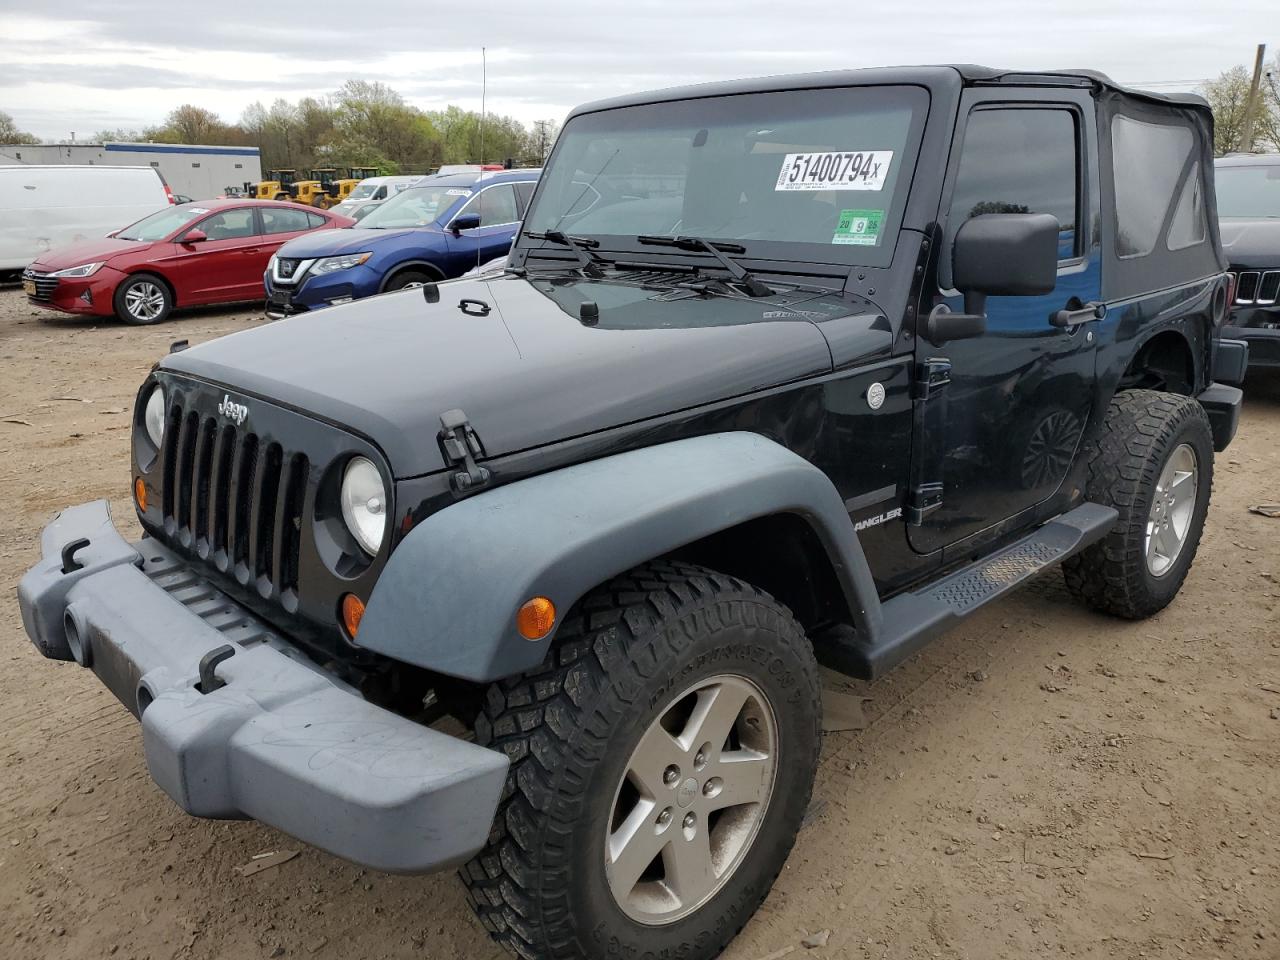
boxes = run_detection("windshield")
[116,205,210,241]
[1215,163,1280,218]
[522,85,927,267]
[347,182,379,201]
[358,184,471,229]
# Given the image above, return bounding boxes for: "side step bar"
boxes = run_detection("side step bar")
[816,502,1117,681]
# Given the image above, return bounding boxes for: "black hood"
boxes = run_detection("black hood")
[161,274,888,478]
[1220,217,1280,270]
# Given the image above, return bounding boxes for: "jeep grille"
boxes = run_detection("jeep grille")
[160,403,309,606]
[1230,270,1280,306]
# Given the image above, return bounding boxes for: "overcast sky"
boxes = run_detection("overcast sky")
[1,1,1274,141]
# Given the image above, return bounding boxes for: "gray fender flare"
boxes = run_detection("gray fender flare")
[355,431,882,682]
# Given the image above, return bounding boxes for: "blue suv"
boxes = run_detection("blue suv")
[263,169,540,316]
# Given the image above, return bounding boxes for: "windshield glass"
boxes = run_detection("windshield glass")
[347,182,379,201]
[358,184,471,228]
[1215,163,1280,218]
[116,205,211,241]
[523,85,927,267]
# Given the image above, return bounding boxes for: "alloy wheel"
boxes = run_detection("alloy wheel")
[605,674,778,925]
[124,281,166,322]
[1145,442,1198,577]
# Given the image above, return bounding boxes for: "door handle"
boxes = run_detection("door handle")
[1050,299,1105,328]
[241,247,260,254]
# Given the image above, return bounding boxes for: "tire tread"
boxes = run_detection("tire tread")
[1062,389,1213,618]
[459,559,820,960]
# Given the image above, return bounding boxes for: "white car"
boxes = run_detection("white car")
[0,165,173,275]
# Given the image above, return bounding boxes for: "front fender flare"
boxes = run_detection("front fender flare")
[355,432,881,682]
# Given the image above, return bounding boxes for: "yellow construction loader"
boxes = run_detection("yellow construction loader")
[291,168,340,207]
[247,169,296,201]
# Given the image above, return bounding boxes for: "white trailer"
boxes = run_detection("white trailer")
[0,142,262,200]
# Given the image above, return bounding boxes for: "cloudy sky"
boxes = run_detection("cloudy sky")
[1,1,1274,141]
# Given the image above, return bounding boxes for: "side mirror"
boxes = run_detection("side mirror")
[181,229,208,244]
[927,213,1060,345]
[449,213,482,235]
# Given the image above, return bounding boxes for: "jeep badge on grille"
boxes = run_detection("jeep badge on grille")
[218,394,249,426]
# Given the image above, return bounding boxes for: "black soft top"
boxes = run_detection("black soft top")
[567,64,1211,118]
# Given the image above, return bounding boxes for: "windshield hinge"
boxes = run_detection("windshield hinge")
[439,409,491,496]
[912,359,952,400]
[907,483,944,525]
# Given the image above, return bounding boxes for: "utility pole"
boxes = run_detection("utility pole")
[1239,43,1267,153]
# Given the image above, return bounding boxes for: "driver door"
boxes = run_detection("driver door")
[908,90,1102,555]
[444,183,522,271]
[166,207,264,302]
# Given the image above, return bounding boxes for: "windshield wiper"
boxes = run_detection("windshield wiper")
[524,230,607,277]
[636,235,773,298]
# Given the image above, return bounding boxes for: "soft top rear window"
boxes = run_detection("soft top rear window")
[522,85,929,269]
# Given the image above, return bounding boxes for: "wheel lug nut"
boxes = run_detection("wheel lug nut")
[656,808,672,826]
[663,765,680,785]
[682,813,696,829]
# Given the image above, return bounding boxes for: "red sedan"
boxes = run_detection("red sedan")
[22,200,355,325]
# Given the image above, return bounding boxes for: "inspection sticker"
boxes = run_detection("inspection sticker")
[775,150,893,191]
[832,209,884,245]
[445,189,472,196]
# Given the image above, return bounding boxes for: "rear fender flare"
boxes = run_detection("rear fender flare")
[355,432,881,682]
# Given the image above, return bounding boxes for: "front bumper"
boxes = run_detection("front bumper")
[17,500,508,874]
[22,266,120,317]
[264,270,365,318]
[1223,320,1280,369]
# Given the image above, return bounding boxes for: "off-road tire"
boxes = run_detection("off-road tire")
[460,560,822,960]
[112,273,173,325]
[1063,389,1213,618]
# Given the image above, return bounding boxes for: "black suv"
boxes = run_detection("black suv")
[19,66,1247,960]
[1216,152,1280,370]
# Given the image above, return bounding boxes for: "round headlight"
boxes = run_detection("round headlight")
[143,386,166,448]
[340,456,387,556]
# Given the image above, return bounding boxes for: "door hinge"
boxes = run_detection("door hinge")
[907,482,944,524]
[912,359,952,400]
[439,408,491,496]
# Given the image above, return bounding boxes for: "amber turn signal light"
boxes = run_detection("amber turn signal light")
[517,596,556,641]
[341,593,366,638]
[133,477,147,512]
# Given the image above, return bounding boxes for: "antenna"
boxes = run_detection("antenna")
[477,46,486,275]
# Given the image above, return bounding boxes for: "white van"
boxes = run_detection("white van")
[328,175,420,221]
[0,165,173,274]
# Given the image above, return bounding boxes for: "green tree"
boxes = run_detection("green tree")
[330,80,435,171]
[0,111,40,144]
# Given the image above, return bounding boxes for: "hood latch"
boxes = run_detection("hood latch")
[439,408,491,496]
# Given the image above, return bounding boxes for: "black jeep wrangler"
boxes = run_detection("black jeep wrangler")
[19,66,1247,960]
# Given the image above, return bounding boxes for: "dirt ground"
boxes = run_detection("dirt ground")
[0,285,1277,960]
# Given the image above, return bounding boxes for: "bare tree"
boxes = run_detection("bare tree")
[0,110,40,144]
[1201,58,1280,153]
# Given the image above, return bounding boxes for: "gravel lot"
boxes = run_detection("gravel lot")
[1,285,1277,960]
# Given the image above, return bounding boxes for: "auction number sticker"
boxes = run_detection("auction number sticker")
[832,209,884,246]
[775,150,893,191]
